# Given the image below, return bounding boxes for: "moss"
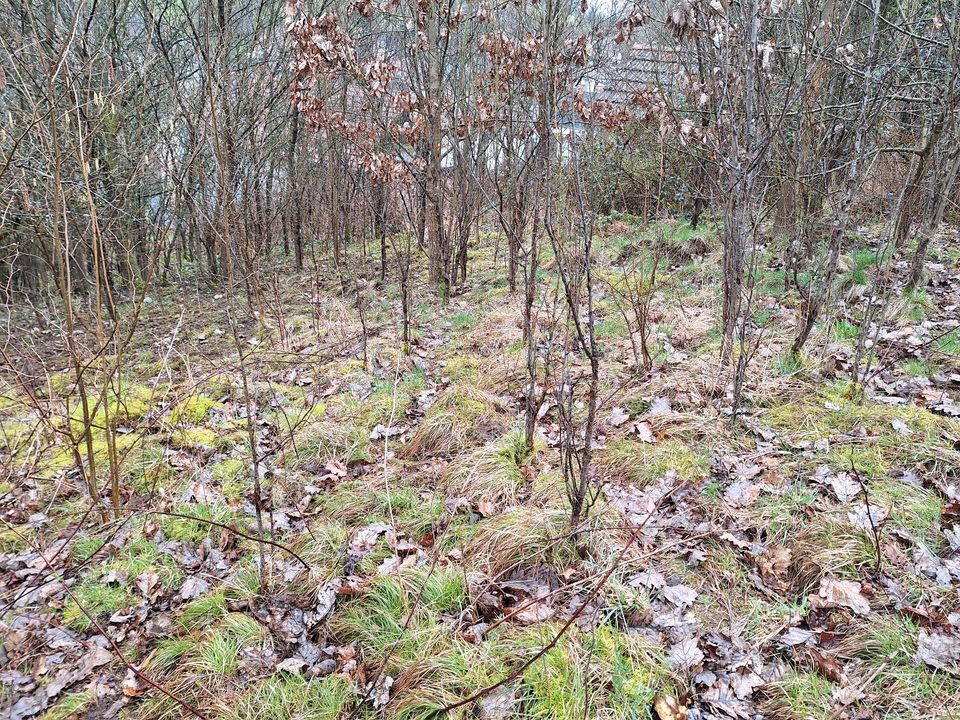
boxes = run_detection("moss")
[171,394,221,425]
[822,444,888,479]
[764,386,956,452]
[170,425,232,451]
[211,457,248,499]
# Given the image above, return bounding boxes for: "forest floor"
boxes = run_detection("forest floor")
[3,216,960,720]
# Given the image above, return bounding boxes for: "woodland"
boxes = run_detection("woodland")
[1,0,960,719]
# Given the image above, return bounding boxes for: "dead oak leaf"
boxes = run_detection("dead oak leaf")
[653,694,687,720]
[917,628,960,673]
[667,637,704,670]
[810,578,870,616]
[662,583,698,608]
[724,479,762,508]
[608,407,631,427]
[756,545,792,587]
[809,647,844,683]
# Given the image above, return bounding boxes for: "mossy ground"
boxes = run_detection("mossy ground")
[4,218,960,720]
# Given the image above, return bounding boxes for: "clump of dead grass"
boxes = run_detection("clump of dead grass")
[790,515,876,590]
[402,385,508,459]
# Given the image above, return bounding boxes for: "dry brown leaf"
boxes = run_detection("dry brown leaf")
[653,694,687,720]
[810,578,870,615]
[809,647,844,683]
[757,545,792,586]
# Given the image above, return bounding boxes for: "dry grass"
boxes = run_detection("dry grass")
[402,385,509,459]
[790,514,876,590]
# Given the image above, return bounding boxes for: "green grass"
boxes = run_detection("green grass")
[195,613,268,677]
[221,675,355,720]
[148,638,195,672]
[760,669,834,720]
[62,583,133,631]
[937,330,960,356]
[157,503,234,543]
[601,437,709,485]
[775,351,809,376]
[41,691,94,720]
[596,316,628,339]
[178,591,228,630]
[903,358,934,377]
[833,320,859,341]
[450,311,478,330]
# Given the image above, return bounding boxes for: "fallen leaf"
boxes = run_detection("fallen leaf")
[629,569,666,590]
[276,657,307,674]
[809,647,843,682]
[479,685,517,719]
[811,578,870,616]
[662,584,698,609]
[891,418,911,436]
[121,669,144,697]
[647,397,673,417]
[179,575,210,601]
[757,545,792,587]
[609,407,631,427]
[830,472,860,503]
[81,644,114,673]
[653,694,687,720]
[367,674,393,709]
[667,637,704,669]
[634,420,657,443]
[724,479,761,508]
[780,627,816,646]
[315,578,342,621]
[917,628,960,672]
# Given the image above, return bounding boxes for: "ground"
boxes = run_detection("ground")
[2,218,960,720]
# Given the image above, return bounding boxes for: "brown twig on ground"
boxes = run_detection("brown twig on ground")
[849,459,883,576]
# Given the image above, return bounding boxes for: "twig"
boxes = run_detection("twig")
[850,459,883,576]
